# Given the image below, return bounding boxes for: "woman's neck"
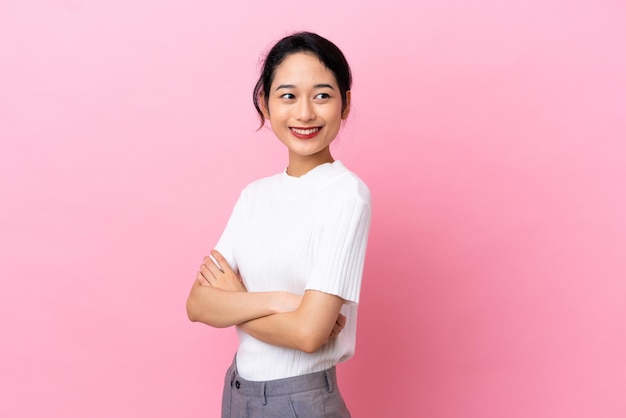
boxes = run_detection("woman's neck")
[286,150,334,177]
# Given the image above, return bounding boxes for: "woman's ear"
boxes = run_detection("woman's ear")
[341,90,351,120]
[260,95,270,120]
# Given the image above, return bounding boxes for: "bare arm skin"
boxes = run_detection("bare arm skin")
[187,250,346,352]
[186,251,302,328]
[239,289,347,354]
[186,280,299,328]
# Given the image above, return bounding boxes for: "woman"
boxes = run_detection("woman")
[186,31,371,418]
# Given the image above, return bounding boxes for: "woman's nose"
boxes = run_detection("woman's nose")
[295,99,315,121]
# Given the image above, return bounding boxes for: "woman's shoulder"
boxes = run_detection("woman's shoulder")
[235,161,370,205]
[238,172,282,198]
[330,162,371,205]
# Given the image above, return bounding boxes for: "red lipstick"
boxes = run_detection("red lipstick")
[290,127,321,140]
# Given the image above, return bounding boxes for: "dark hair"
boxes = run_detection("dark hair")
[253,32,352,127]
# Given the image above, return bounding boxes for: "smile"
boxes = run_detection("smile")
[290,127,321,135]
[289,126,322,140]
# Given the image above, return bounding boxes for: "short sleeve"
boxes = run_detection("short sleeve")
[214,194,245,273]
[304,196,371,303]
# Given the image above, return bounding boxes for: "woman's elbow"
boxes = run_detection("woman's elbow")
[300,342,324,354]
[186,295,229,328]
[186,294,210,324]
[186,296,200,322]
[297,329,328,354]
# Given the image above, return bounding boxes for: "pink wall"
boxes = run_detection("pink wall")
[1,1,625,417]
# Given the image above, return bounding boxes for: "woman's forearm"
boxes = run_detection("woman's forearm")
[239,312,306,350]
[186,280,295,328]
[239,290,344,353]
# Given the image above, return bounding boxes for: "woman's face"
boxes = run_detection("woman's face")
[264,52,350,163]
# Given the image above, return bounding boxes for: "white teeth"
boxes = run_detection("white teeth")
[291,127,319,135]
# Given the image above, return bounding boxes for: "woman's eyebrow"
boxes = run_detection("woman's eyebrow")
[313,83,335,90]
[275,83,336,91]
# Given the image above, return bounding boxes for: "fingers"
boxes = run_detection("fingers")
[200,251,230,278]
[200,253,223,285]
[197,272,211,286]
[205,259,223,279]
[329,313,347,340]
[197,251,245,292]
[202,255,221,271]
[336,313,346,328]
[199,261,218,285]
[210,250,233,273]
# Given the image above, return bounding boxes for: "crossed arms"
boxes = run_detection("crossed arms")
[186,250,346,354]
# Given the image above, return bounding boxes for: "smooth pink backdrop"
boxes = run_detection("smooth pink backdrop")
[1,1,625,417]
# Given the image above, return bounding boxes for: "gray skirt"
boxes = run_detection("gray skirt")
[221,356,351,418]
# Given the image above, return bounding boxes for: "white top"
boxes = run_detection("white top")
[215,160,372,381]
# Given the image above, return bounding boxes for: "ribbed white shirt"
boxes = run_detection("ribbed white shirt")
[215,160,372,381]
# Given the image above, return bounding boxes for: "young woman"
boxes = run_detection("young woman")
[186,32,371,418]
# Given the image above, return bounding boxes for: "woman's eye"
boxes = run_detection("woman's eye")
[315,93,330,100]
[280,93,295,99]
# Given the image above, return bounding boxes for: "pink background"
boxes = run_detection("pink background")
[1,1,625,417]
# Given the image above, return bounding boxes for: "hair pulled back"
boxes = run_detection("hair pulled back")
[253,32,352,127]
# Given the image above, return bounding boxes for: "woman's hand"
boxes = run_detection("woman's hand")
[328,313,346,340]
[197,250,246,292]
